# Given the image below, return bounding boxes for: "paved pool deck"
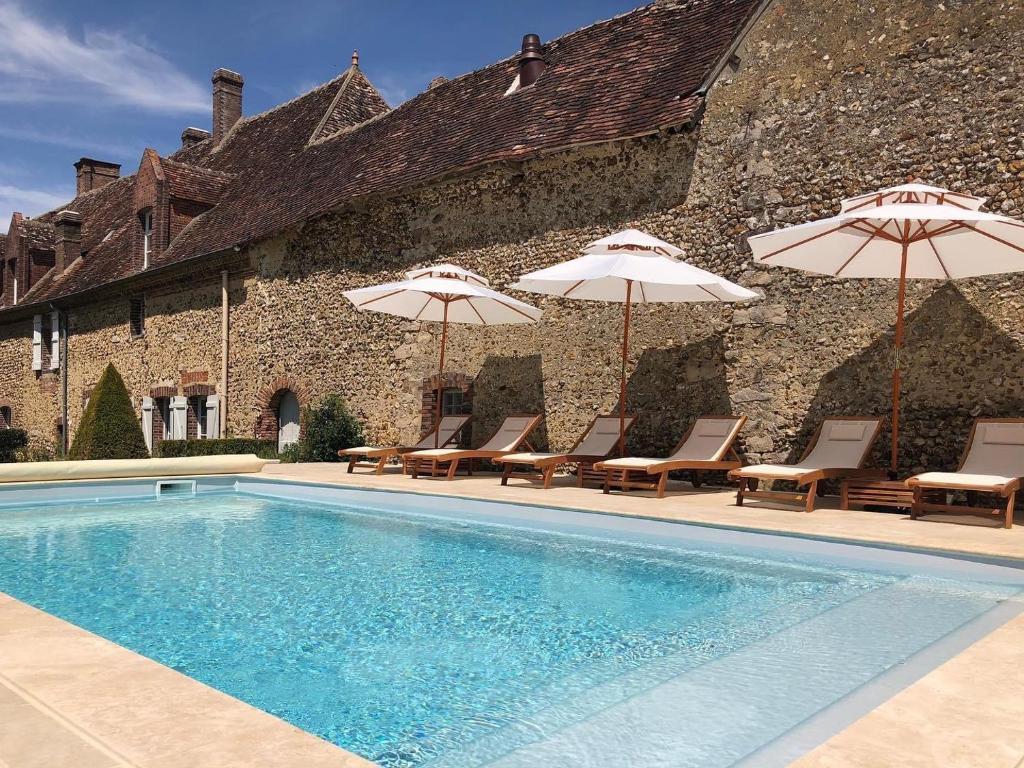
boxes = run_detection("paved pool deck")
[1,464,1022,767]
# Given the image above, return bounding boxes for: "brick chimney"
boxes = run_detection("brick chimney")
[212,69,244,145]
[53,210,82,273]
[181,127,211,149]
[74,158,121,196]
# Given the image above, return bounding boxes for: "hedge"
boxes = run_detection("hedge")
[69,363,149,460]
[158,438,278,459]
[0,429,28,463]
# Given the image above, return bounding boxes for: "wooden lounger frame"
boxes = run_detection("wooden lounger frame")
[495,414,636,489]
[907,417,1024,529]
[339,416,471,475]
[730,416,884,513]
[595,415,747,499]
[407,413,543,480]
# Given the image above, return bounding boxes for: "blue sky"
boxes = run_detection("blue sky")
[0,0,642,231]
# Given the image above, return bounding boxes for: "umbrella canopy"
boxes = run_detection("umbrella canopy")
[344,264,541,325]
[748,184,1024,474]
[344,265,541,446]
[514,229,758,453]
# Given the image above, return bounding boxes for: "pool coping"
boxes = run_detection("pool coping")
[1,470,1023,767]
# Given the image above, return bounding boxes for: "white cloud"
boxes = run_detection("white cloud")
[0,2,207,114]
[0,183,74,233]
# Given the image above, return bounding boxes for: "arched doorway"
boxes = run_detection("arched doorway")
[277,390,300,451]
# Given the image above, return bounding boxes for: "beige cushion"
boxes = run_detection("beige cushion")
[910,471,1017,491]
[497,452,561,464]
[598,457,663,470]
[339,446,397,456]
[732,464,808,480]
[406,448,463,460]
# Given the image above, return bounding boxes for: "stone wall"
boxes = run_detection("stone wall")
[1,0,1023,477]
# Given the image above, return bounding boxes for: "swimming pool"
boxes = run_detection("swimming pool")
[0,478,1021,767]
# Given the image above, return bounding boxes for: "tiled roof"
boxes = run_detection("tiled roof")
[162,159,234,206]
[6,0,761,310]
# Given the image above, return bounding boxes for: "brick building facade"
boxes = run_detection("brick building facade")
[1,0,1023,476]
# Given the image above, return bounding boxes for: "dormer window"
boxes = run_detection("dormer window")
[141,209,153,268]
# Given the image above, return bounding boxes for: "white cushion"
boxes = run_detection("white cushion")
[598,457,662,470]
[980,423,1024,446]
[827,423,867,441]
[910,471,1017,490]
[497,452,560,464]
[733,464,808,480]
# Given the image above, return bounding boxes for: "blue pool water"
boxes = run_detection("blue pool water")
[0,489,1020,767]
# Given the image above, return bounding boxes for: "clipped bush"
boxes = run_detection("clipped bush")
[158,438,277,459]
[69,363,149,460]
[0,429,28,463]
[293,395,363,462]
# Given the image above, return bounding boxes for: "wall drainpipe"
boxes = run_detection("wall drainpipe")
[51,304,69,456]
[221,269,229,437]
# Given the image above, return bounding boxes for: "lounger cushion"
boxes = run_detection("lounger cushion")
[909,471,1017,491]
[598,457,663,470]
[406,448,464,459]
[497,452,561,464]
[339,446,397,456]
[732,464,808,480]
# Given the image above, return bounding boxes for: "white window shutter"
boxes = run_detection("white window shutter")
[141,397,154,454]
[205,395,222,440]
[31,315,42,371]
[49,310,60,370]
[169,396,188,440]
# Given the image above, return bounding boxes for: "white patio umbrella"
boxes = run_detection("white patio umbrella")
[343,264,542,446]
[748,183,1024,475]
[514,229,758,454]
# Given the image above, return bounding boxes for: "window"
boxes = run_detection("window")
[157,397,171,441]
[130,297,145,338]
[442,388,470,416]
[39,313,52,370]
[141,209,153,268]
[0,406,10,429]
[188,396,208,439]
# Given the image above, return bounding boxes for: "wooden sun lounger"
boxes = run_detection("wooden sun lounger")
[729,416,884,512]
[493,414,636,489]
[906,418,1024,529]
[405,414,543,480]
[338,415,471,475]
[594,415,746,498]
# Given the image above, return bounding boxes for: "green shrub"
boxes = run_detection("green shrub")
[0,429,28,463]
[158,438,277,459]
[69,363,149,460]
[16,445,53,463]
[292,395,363,462]
[277,442,303,464]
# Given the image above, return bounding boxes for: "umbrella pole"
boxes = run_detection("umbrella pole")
[890,240,910,478]
[619,280,633,456]
[434,301,449,449]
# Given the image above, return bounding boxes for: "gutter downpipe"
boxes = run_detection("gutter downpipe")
[221,269,229,438]
[50,303,69,456]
